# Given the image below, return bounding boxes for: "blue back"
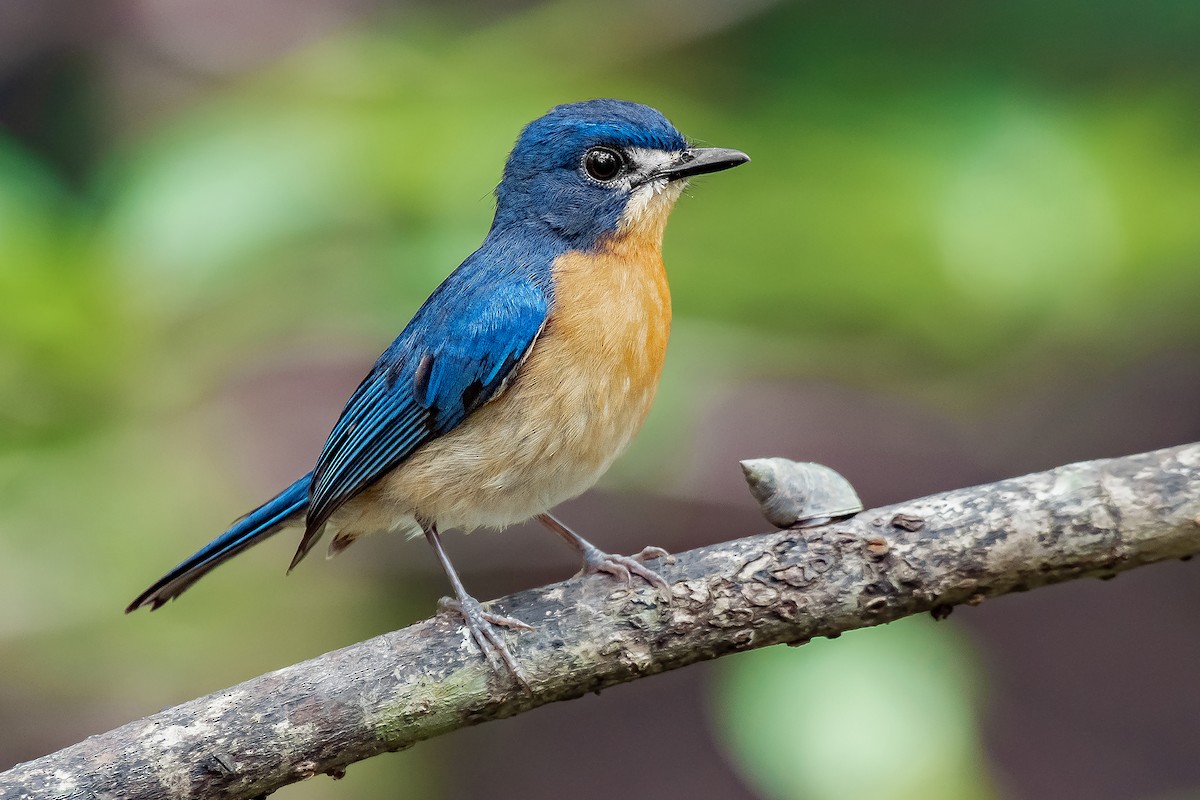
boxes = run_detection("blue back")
[306,227,553,534]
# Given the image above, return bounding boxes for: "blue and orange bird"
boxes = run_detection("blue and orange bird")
[128,99,748,684]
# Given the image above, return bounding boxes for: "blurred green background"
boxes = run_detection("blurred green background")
[2,1,1198,798]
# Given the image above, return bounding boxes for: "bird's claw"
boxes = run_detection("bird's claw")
[578,543,673,594]
[437,597,534,631]
[633,546,672,563]
[437,596,532,688]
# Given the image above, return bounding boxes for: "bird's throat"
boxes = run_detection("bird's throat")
[614,180,685,247]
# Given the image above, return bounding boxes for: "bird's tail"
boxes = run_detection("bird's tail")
[125,474,311,612]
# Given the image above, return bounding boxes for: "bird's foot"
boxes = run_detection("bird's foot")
[577,542,673,593]
[437,596,533,688]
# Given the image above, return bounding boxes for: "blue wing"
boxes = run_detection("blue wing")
[291,272,549,567]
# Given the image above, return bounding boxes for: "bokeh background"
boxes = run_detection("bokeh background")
[2,1,1199,797]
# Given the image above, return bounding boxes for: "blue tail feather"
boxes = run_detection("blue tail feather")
[126,473,311,612]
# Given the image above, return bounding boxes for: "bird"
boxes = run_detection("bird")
[127,99,748,686]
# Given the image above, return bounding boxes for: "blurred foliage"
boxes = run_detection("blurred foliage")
[714,618,992,800]
[0,0,1197,797]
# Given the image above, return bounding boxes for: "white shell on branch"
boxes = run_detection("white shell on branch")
[740,458,863,528]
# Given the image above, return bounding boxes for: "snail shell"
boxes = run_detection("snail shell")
[740,458,863,529]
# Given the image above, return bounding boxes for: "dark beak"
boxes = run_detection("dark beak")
[658,147,750,182]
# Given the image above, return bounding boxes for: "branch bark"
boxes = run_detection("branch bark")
[4,443,1199,799]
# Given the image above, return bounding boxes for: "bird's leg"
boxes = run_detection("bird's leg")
[536,512,672,592]
[423,523,532,688]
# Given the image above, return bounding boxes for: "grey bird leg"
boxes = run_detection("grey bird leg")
[423,523,532,688]
[536,512,672,592]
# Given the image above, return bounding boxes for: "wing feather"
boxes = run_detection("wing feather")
[291,276,549,566]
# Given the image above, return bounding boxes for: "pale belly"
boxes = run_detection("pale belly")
[331,241,672,540]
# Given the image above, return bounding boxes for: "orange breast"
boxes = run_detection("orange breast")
[543,232,673,410]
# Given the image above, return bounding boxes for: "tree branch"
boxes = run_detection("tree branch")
[4,444,1199,799]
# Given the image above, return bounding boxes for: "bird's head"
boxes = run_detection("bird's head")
[494,99,748,250]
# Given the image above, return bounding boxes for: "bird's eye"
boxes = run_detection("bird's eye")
[583,147,625,182]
